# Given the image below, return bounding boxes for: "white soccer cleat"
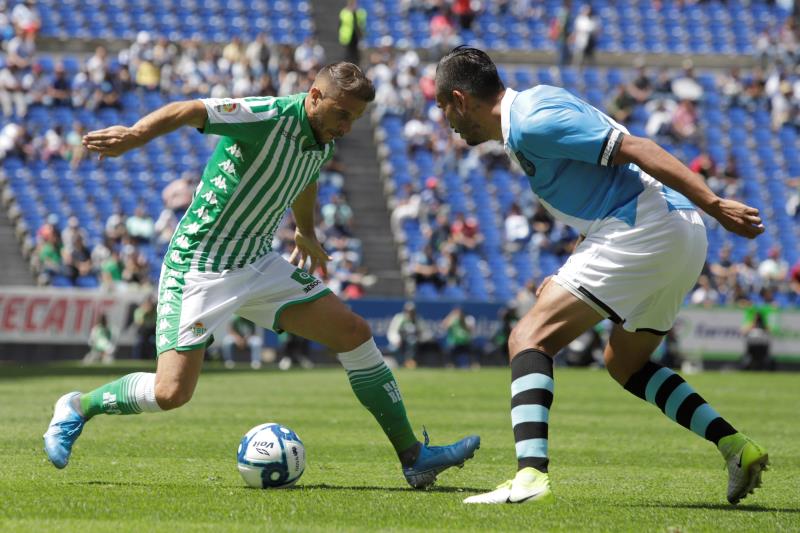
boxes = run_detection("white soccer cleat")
[718,432,769,505]
[463,467,554,504]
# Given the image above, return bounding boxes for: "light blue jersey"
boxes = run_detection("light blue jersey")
[500,85,694,235]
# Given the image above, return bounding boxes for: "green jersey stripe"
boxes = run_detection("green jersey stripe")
[232,136,314,268]
[196,116,290,271]
[255,156,320,256]
[224,122,310,269]
[209,118,303,270]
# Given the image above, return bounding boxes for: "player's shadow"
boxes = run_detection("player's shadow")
[69,481,486,494]
[629,502,800,513]
[288,483,486,494]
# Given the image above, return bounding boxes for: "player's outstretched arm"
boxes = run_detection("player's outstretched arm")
[82,100,207,160]
[612,134,764,239]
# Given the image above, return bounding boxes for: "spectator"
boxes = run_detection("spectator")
[758,246,788,290]
[245,33,272,76]
[132,295,157,359]
[61,215,87,254]
[276,331,313,370]
[126,205,155,244]
[48,62,72,107]
[645,98,675,138]
[64,233,94,282]
[690,274,719,307]
[40,124,66,162]
[450,212,483,252]
[670,99,698,141]
[390,183,421,236]
[550,0,573,67]
[710,244,736,289]
[221,316,264,370]
[452,0,476,30]
[514,279,537,317]
[100,248,124,288]
[689,151,720,194]
[24,61,49,107]
[294,35,325,74]
[606,83,635,123]
[484,306,518,365]
[36,228,63,282]
[6,27,36,70]
[627,60,653,104]
[83,314,115,365]
[87,46,109,85]
[670,59,704,102]
[11,0,40,36]
[321,193,354,237]
[64,121,86,168]
[99,70,124,108]
[339,0,367,65]
[740,291,778,371]
[0,63,27,118]
[429,6,460,54]
[105,205,127,242]
[387,302,424,367]
[572,5,599,67]
[504,202,530,252]
[441,306,476,368]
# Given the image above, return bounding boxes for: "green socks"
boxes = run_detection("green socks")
[339,339,418,454]
[80,372,162,418]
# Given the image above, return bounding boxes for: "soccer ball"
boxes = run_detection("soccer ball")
[236,423,305,488]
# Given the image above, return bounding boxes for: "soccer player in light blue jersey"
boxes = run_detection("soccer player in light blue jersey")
[434,47,768,505]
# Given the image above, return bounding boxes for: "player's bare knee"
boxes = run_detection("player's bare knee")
[155,382,193,410]
[508,327,552,361]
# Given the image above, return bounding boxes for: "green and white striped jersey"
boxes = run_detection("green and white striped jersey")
[165,93,334,273]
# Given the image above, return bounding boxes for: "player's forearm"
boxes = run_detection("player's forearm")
[129,101,207,147]
[291,182,318,235]
[617,136,721,214]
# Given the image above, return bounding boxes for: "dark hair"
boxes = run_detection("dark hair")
[318,62,375,102]
[435,46,505,102]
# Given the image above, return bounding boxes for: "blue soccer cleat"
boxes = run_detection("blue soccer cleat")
[43,392,86,469]
[403,428,480,489]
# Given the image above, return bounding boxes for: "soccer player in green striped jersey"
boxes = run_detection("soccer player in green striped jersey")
[44,62,480,489]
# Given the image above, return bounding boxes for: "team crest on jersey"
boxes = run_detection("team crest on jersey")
[215,102,238,113]
[191,322,207,336]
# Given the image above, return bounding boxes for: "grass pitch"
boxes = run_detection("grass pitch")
[1,362,798,532]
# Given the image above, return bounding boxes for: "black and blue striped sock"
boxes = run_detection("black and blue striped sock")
[511,349,554,473]
[624,361,736,444]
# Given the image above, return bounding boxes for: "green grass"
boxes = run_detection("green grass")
[1,363,799,532]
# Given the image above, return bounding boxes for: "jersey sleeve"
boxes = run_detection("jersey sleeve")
[517,103,625,167]
[199,97,281,142]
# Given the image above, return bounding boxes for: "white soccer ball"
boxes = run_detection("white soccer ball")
[236,423,305,488]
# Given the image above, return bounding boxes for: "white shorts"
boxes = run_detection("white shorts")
[553,206,707,335]
[155,252,331,354]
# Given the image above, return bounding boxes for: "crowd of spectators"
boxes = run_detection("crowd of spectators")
[1,12,371,299]
[367,19,800,308]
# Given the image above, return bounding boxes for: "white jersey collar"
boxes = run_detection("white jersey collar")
[500,88,519,146]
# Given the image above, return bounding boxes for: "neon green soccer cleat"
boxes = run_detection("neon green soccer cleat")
[718,432,769,505]
[463,467,554,504]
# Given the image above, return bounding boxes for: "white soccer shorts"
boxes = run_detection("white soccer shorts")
[155,252,330,354]
[554,205,707,335]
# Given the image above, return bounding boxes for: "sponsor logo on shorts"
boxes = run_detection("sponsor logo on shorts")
[303,279,322,293]
[191,322,207,336]
[291,268,316,286]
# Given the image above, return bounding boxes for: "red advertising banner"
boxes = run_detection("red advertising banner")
[0,287,147,345]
